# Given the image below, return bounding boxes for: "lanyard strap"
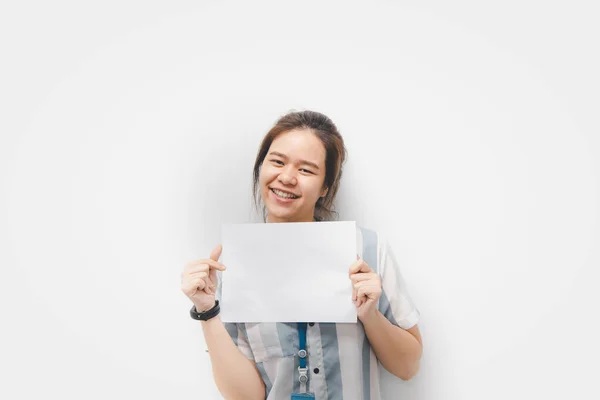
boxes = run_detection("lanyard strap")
[298,323,307,368]
[297,322,309,387]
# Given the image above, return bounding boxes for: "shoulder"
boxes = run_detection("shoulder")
[356,225,383,272]
[356,225,387,246]
[355,226,399,277]
[356,225,379,247]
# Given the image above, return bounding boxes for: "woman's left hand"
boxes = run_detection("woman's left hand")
[349,256,382,321]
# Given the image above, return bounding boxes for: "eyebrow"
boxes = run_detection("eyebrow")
[268,151,320,171]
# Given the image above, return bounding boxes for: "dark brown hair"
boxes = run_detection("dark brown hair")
[252,110,347,222]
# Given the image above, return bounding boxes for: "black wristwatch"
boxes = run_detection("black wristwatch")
[190,300,220,321]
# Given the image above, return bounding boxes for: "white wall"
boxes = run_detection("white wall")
[1,1,598,399]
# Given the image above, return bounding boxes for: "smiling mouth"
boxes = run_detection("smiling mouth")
[270,188,300,199]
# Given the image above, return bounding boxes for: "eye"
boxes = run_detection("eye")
[300,169,314,174]
[271,159,284,165]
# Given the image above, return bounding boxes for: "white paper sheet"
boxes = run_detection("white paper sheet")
[219,221,357,323]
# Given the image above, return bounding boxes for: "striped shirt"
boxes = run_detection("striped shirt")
[213,226,420,400]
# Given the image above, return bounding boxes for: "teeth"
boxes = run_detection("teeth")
[272,188,298,199]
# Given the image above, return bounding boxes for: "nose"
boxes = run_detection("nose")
[278,166,297,186]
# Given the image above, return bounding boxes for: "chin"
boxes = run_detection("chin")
[266,208,293,220]
[265,205,300,222]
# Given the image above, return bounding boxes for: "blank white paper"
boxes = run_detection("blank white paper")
[219,221,358,323]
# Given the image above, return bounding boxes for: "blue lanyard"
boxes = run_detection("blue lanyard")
[297,323,308,384]
[298,323,307,367]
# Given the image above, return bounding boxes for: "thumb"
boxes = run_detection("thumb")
[210,244,223,261]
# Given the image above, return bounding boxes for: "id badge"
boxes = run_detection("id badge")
[291,393,316,400]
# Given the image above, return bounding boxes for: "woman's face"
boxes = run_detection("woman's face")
[259,129,328,223]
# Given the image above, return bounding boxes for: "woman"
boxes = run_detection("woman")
[181,110,423,400]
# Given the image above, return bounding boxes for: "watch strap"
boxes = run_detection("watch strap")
[190,300,220,321]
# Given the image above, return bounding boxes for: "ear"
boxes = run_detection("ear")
[321,187,329,198]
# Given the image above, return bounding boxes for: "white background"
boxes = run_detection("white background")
[1,1,598,399]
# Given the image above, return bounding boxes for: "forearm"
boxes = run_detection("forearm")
[361,310,422,380]
[201,316,265,400]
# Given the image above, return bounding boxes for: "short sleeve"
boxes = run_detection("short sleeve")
[223,323,255,360]
[377,238,420,330]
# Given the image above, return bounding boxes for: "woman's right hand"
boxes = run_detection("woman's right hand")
[181,244,227,312]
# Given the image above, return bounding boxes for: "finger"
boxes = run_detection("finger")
[185,259,226,272]
[186,265,212,275]
[190,276,207,291]
[207,280,217,294]
[353,280,379,290]
[208,261,220,285]
[199,274,214,295]
[357,286,367,300]
[185,259,226,271]
[356,295,365,308]
[357,285,380,299]
[187,273,213,294]
[210,244,223,262]
[348,259,360,275]
[181,277,206,296]
[349,259,370,274]
[184,260,223,295]
[350,273,376,283]
[205,272,217,293]
[187,271,209,280]
[349,259,371,275]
